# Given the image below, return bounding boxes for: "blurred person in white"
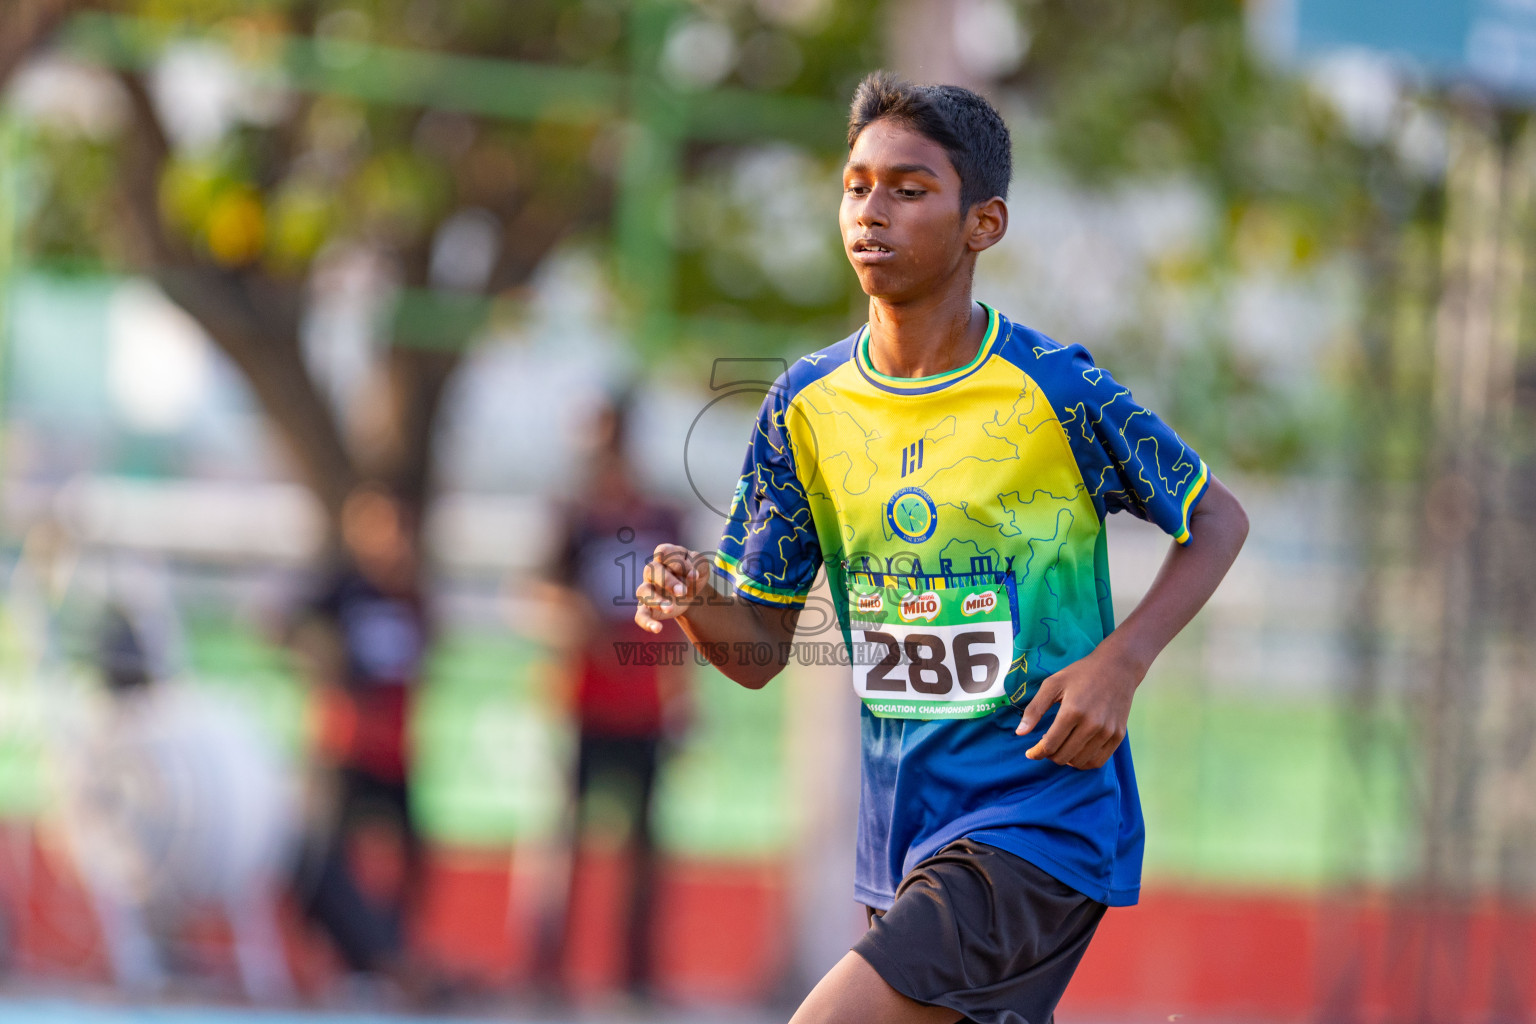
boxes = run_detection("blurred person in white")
[288,482,433,997]
[58,604,298,1002]
[536,394,690,1002]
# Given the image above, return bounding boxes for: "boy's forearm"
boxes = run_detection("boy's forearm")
[1099,477,1249,680]
[675,586,797,689]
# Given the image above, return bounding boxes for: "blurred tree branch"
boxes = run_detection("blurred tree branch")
[0,0,85,85]
[3,0,868,555]
[4,3,612,550]
[111,66,360,528]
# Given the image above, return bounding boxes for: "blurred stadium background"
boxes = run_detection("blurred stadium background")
[0,0,1531,1021]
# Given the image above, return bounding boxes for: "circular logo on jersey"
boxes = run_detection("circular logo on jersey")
[886,487,937,544]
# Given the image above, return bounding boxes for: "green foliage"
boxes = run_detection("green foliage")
[158,146,270,267]
[1010,0,1429,472]
[18,131,120,266]
[12,0,1435,474]
[22,0,626,285]
[1023,1,1362,210]
[670,144,853,351]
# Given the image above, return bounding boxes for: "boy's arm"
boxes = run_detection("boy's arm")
[635,544,800,690]
[1015,475,1249,769]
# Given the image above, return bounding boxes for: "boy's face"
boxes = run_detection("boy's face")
[840,118,1000,302]
[343,491,412,570]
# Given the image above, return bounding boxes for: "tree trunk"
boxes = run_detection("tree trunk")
[154,267,358,531]
[383,347,461,525]
[0,0,83,86]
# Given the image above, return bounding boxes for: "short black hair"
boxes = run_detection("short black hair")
[847,71,1012,212]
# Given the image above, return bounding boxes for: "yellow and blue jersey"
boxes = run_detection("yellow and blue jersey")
[715,303,1208,908]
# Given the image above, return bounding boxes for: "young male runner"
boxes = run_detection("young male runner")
[635,73,1249,1024]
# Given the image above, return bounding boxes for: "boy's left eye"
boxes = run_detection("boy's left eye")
[897,189,925,198]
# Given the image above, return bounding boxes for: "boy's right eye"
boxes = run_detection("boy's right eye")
[844,184,870,196]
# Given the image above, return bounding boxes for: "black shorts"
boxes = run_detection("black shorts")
[853,838,1107,1024]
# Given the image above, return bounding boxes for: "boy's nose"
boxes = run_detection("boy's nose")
[857,198,889,229]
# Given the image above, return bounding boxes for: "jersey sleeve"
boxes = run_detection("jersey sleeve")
[1055,345,1209,544]
[714,388,822,608]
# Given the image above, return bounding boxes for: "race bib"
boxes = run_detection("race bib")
[847,577,1017,719]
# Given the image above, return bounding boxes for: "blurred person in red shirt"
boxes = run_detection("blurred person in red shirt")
[541,395,689,1001]
[290,482,430,994]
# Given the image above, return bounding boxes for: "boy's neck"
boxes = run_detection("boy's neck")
[865,288,986,380]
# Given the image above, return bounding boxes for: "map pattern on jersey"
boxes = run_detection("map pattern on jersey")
[713,305,1209,908]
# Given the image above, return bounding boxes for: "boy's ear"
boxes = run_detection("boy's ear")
[966,197,1008,254]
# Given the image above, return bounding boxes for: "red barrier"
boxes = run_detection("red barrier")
[1062,887,1536,1023]
[10,826,1536,1021]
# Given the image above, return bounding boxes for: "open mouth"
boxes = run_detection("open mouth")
[851,238,895,263]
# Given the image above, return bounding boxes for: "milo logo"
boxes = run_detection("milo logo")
[961,591,998,617]
[857,592,884,616]
[898,590,941,623]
